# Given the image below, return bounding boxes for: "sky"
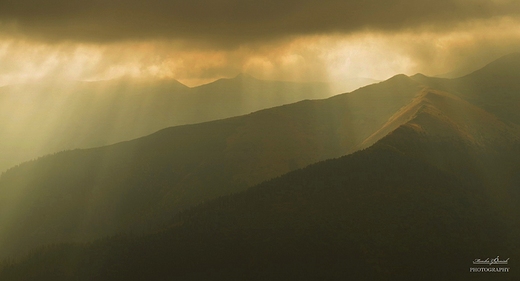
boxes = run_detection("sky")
[1,0,520,88]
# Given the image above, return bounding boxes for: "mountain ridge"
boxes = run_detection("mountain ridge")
[404,53,520,125]
[1,95,518,279]
[0,53,519,265]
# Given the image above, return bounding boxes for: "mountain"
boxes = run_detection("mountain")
[0,53,519,278]
[450,53,520,124]
[0,75,335,172]
[0,74,422,259]
[414,52,520,125]
[0,83,518,280]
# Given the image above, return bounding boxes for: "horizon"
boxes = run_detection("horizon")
[0,50,514,90]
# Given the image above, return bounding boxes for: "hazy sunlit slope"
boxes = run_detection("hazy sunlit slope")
[0,75,334,172]
[1,84,518,280]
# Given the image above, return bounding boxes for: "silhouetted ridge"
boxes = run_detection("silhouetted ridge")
[1,127,518,280]
[378,73,410,85]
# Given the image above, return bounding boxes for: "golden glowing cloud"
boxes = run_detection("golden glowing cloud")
[0,1,519,88]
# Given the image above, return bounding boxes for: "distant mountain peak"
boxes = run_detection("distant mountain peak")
[377,74,415,87]
[411,73,428,79]
[387,74,411,81]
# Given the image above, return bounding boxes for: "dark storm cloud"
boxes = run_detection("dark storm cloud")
[1,0,519,46]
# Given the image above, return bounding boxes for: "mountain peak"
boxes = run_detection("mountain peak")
[411,73,428,79]
[377,74,414,87]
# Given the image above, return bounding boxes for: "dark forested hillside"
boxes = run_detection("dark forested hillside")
[0,74,422,259]
[1,119,517,280]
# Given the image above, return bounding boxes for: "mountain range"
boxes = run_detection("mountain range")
[0,53,519,280]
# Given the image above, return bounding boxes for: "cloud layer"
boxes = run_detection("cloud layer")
[0,1,519,89]
[1,0,519,46]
